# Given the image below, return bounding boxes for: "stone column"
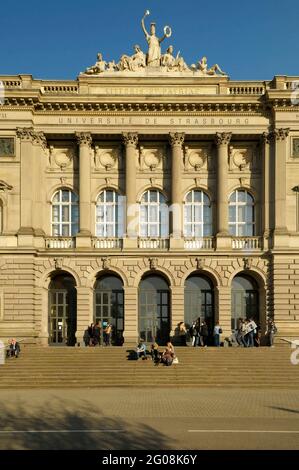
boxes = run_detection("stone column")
[16,127,47,245]
[123,286,138,345]
[215,132,232,249]
[76,287,93,346]
[216,286,231,341]
[270,128,290,247]
[169,132,185,249]
[261,132,271,249]
[122,132,138,248]
[76,132,92,247]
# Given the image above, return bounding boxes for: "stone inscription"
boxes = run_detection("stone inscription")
[91,86,218,96]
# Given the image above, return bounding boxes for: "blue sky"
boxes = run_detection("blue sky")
[0,0,298,80]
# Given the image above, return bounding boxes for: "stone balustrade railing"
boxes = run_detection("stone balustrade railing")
[42,85,78,94]
[228,85,265,95]
[93,238,122,249]
[231,237,262,250]
[45,237,76,249]
[1,80,22,88]
[138,238,169,249]
[184,237,215,250]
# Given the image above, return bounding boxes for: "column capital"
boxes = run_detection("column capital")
[215,132,232,146]
[16,127,47,149]
[269,128,290,142]
[261,132,271,145]
[122,132,138,148]
[76,132,92,146]
[169,132,185,147]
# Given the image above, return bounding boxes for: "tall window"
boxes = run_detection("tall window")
[184,190,212,237]
[96,190,123,237]
[140,189,168,237]
[51,189,79,236]
[229,189,255,236]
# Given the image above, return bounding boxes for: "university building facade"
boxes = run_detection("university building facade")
[1,25,299,345]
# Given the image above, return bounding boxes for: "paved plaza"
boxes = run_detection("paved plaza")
[0,388,299,450]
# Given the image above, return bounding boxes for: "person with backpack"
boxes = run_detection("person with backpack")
[266,318,277,347]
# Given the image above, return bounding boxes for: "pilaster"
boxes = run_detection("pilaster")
[169,132,184,249]
[76,132,92,247]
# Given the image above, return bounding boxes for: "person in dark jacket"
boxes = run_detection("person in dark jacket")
[9,338,20,358]
[200,321,209,347]
[93,322,101,346]
[83,329,90,347]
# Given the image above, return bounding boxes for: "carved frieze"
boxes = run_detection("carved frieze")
[184,146,209,172]
[48,145,77,171]
[94,146,120,171]
[139,146,166,171]
[16,127,47,149]
[228,144,258,172]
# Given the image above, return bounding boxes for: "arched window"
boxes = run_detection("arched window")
[140,189,168,237]
[51,189,79,237]
[96,190,123,237]
[184,190,212,237]
[229,189,255,236]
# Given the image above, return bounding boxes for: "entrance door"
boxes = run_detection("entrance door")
[232,274,259,330]
[139,275,170,345]
[94,275,124,345]
[48,272,77,346]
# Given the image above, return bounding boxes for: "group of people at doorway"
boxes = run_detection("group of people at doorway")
[83,322,112,347]
[136,339,178,366]
[178,320,223,347]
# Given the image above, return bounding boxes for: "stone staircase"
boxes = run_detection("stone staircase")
[1,345,299,389]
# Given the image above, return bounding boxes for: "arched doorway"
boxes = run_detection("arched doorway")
[184,274,215,343]
[48,272,77,345]
[139,274,170,345]
[231,274,259,330]
[94,274,124,345]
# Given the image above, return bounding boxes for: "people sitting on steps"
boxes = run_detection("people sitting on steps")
[136,339,147,359]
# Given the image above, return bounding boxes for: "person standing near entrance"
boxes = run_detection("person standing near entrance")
[178,322,187,346]
[200,321,209,347]
[266,318,277,347]
[93,322,101,346]
[213,323,222,347]
[104,323,112,346]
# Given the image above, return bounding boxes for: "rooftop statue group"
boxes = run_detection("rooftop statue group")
[83,10,226,76]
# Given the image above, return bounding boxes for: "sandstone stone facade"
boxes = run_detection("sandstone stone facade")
[0,72,299,345]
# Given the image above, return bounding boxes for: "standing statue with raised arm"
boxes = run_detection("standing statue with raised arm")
[141,10,172,67]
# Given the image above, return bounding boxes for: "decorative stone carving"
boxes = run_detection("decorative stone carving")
[122,132,138,147]
[54,149,73,170]
[76,132,92,146]
[161,45,189,72]
[195,258,204,270]
[54,258,63,270]
[101,257,111,270]
[139,147,164,171]
[149,257,158,270]
[196,56,226,76]
[150,177,156,186]
[119,45,146,72]
[184,147,208,171]
[0,180,13,191]
[169,132,185,147]
[84,53,107,74]
[141,10,171,67]
[48,146,76,171]
[229,147,254,171]
[215,132,232,146]
[95,147,119,171]
[270,128,290,142]
[0,137,14,157]
[243,257,253,270]
[261,132,271,145]
[16,127,47,149]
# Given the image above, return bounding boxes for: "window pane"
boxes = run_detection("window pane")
[141,192,148,203]
[194,205,202,222]
[229,206,236,223]
[203,205,211,224]
[246,205,254,223]
[203,224,212,236]
[237,190,246,202]
[245,224,254,236]
[203,192,210,204]
[229,224,237,236]
[106,190,114,202]
[71,192,78,203]
[238,224,246,236]
[230,191,237,203]
[246,192,254,203]
[193,191,201,202]
[72,205,79,224]
[185,192,192,203]
[98,192,105,203]
[238,206,246,222]
[150,206,158,222]
[52,225,59,236]
[106,206,114,222]
[150,191,158,203]
[194,224,202,237]
[62,224,69,236]
[52,206,59,223]
[62,190,69,202]
[62,206,69,222]
[185,205,192,223]
[184,224,192,237]
[140,223,147,237]
[52,192,60,203]
[140,206,147,223]
[72,224,79,236]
